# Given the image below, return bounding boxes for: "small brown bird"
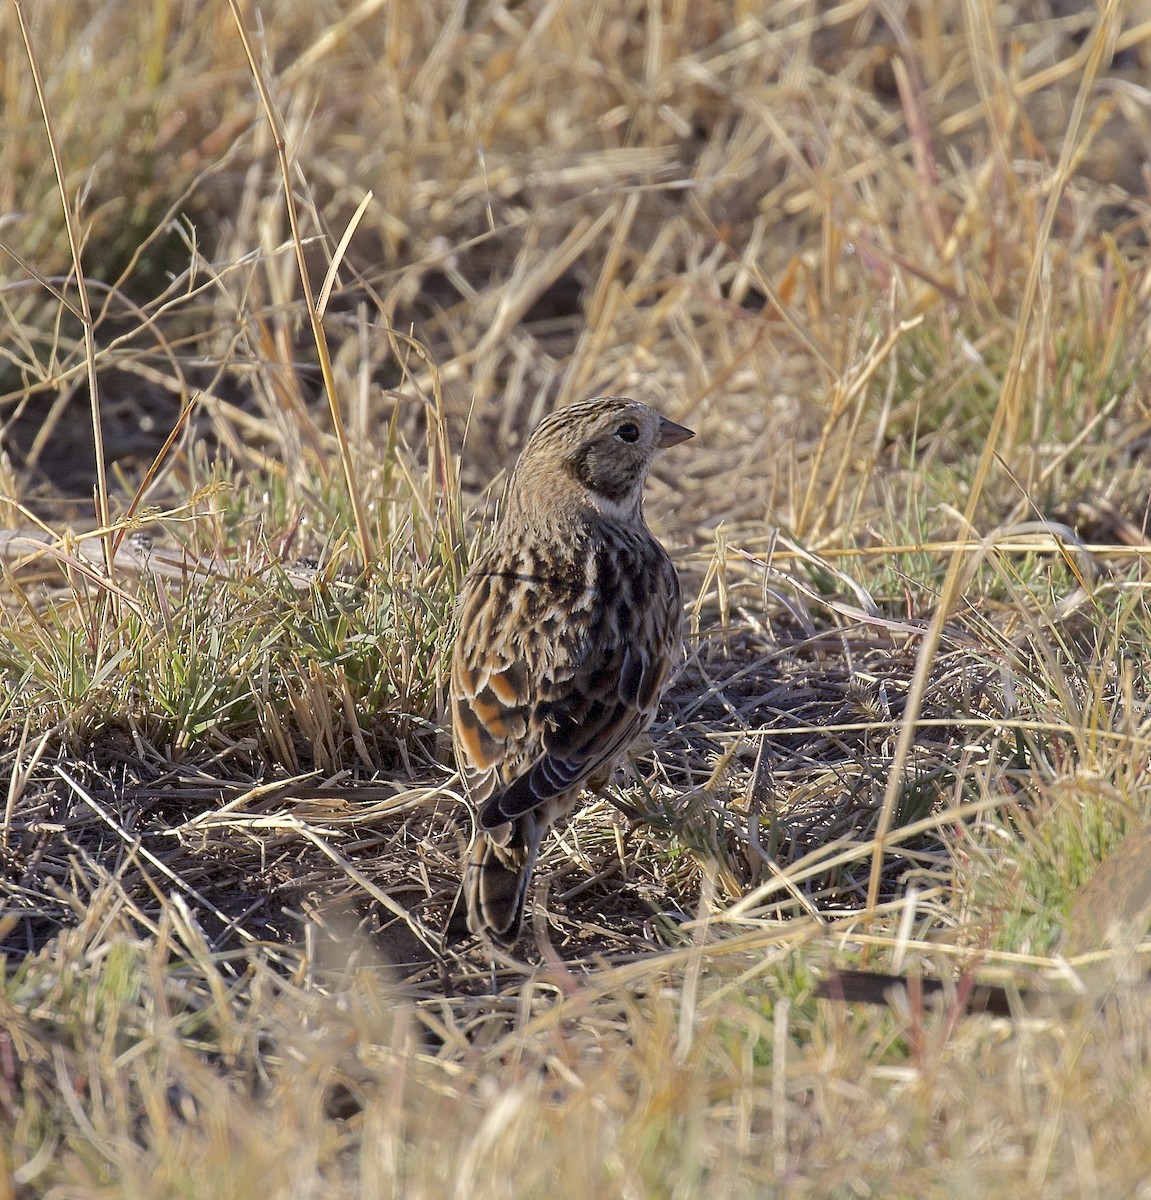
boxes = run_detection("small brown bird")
[450,397,694,943]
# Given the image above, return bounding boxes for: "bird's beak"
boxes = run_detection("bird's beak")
[657,417,695,448]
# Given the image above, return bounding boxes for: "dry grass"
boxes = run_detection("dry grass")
[4,0,1151,1194]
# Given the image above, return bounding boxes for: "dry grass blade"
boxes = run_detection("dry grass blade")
[866,0,1130,920]
[317,189,374,319]
[54,766,260,944]
[11,0,113,586]
[226,0,374,569]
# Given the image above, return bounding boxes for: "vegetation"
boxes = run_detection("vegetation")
[4,0,1151,1194]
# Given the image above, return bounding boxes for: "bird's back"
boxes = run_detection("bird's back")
[450,514,680,812]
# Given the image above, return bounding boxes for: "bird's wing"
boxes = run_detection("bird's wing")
[451,548,679,828]
[451,646,531,809]
[483,639,657,824]
[452,637,651,819]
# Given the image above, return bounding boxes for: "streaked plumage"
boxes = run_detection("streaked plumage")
[450,397,693,943]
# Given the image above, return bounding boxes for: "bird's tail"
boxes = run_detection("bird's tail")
[463,820,539,944]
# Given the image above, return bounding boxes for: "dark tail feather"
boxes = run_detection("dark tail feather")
[463,825,539,944]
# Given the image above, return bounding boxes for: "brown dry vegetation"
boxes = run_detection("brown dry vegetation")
[4,0,1151,1195]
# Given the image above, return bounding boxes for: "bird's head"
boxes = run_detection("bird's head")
[507,397,694,524]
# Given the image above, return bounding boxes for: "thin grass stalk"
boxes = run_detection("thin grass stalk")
[796,316,923,538]
[227,0,375,571]
[12,0,114,591]
[112,398,198,557]
[865,0,1127,920]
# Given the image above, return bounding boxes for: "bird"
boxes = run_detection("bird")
[449,396,694,944]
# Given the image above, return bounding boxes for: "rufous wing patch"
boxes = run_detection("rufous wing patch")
[451,696,504,772]
[486,659,529,706]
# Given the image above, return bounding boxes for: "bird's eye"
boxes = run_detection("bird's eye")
[615,422,640,443]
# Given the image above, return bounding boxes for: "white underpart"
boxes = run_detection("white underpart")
[586,486,642,522]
